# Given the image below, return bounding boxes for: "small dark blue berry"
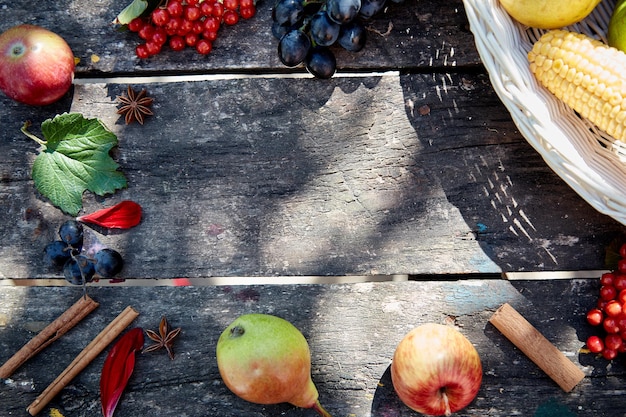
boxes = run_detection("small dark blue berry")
[43,241,71,270]
[59,220,84,249]
[94,248,124,278]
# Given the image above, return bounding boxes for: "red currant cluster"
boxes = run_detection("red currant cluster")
[128,0,256,58]
[585,244,626,360]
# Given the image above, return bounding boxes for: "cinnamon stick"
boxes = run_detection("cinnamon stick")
[489,303,585,392]
[0,295,99,379]
[26,305,139,416]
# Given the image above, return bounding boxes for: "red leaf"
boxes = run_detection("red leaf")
[100,327,144,417]
[77,200,142,229]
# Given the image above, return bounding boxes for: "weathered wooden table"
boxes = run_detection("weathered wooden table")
[1,0,626,416]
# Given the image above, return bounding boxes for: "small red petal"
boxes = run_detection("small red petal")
[77,201,142,229]
[100,327,144,417]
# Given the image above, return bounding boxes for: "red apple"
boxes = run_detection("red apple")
[391,323,482,416]
[0,24,75,105]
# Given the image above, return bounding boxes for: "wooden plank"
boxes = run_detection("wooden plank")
[1,72,624,278]
[0,0,481,74]
[0,279,623,416]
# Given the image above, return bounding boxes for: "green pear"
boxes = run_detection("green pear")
[216,313,332,417]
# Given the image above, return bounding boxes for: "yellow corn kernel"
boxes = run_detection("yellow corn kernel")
[528,30,626,142]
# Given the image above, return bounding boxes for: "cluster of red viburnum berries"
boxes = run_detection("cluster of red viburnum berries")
[585,244,626,360]
[128,0,256,58]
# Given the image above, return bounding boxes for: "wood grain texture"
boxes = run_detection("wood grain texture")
[1,71,624,278]
[0,0,480,74]
[0,279,623,416]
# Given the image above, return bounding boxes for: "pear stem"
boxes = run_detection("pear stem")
[311,400,333,417]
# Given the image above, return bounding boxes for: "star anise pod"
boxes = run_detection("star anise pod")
[116,85,154,125]
[143,316,181,360]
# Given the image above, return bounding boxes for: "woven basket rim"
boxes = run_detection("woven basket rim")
[463,0,626,225]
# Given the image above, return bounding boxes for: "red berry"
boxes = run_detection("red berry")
[202,30,218,41]
[152,8,170,26]
[616,314,626,331]
[605,334,624,351]
[204,16,221,32]
[192,20,204,34]
[618,289,626,306]
[239,5,256,19]
[614,274,626,291]
[223,0,240,11]
[185,5,202,21]
[212,1,225,17]
[586,308,604,326]
[145,40,162,56]
[138,24,156,41]
[240,0,254,8]
[128,17,145,32]
[606,300,623,317]
[166,17,183,33]
[135,43,150,59]
[600,285,617,301]
[151,27,168,45]
[169,35,186,51]
[223,9,239,25]
[179,18,194,35]
[200,2,214,16]
[185,33,199,47]
[619,259,626,274]
[166,0,184,17]
[604,316,621,333]
[196,38,212,54]
[603,348,618,360]
[601,272,615,286]
[587,335,604,353]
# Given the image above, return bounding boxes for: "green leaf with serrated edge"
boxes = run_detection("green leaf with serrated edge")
[114,0,148,25]
[30,113,127,216]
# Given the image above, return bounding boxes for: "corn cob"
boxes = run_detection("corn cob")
[528,29,626,142]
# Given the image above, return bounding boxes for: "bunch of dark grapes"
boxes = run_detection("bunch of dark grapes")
[43,220,124,286]
[585,243,626,360]
[272,0,400,78]
[127,0,257,58]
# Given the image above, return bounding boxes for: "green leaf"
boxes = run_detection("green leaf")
[29,113,127,216]
[114,0,148,25]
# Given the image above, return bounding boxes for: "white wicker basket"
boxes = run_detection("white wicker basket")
[463,0,626,225]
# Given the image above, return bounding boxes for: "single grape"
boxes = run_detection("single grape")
[94,248,124,278]
[605,334,624,351]
[43,241,71,270]
[58,220,83,249]
[358,0,386,19]
[272,0,305,26]
[600,285,617,301]
[604,316,620,334]
[586,335,604,353]
[601,272,615,286]
[63,255,95,285]
[310,11,340,46]
[278,30,311,67]
[614,274,626,291]
[605,300,623,317]
[603,348,618,360]
[586,308,604,326]
[338,20,366,52]
[326,0,361,24]
[305,46,336,79]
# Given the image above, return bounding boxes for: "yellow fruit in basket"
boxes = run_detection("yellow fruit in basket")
[499,0,601,29]
[609,0,626,52]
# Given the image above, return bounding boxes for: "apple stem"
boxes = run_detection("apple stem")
[311,400,333,417]
[441,390,452,417]
[21,121,47,146]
